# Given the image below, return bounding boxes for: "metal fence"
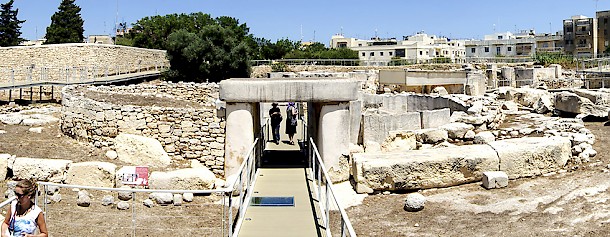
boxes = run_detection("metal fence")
[309,138,357,237]
[250,57,535,67]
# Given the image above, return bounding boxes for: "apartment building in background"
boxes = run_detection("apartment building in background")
[465,31,536,58]
[597,10,610,55]
[330,32,466,65]
[535,32,564,53]
[563,15,597,57]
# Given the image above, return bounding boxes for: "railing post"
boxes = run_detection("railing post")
[132,191,136,237]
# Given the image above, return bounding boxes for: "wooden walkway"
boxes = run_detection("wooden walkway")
[0,70,161,90]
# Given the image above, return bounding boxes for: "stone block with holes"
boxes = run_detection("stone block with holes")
[482,171,509,189]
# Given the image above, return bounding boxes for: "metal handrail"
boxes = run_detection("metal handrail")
[227,138,259,237]
[309,138,357,237]
[0,196,16,209]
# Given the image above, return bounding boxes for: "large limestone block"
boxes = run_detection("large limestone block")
[362,110,421,144]
[149,168,216,190]
[114,133,171,168]
[554,92,609,117]
[489,137,571,179]
[13,158,72,182]
[66,162,117,188]
[415,128,448,144]
[439,122,474,139]
[352,145,499,193]
[381,131,416,152]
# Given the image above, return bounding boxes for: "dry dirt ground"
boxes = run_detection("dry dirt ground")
[1,102,610,236]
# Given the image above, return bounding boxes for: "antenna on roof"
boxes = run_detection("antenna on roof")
[300,25,303,42]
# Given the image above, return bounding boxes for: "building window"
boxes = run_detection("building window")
[484,47,489,52]
[361,52,365,57]
[471,48,476,53]
[419,51,423,55]
[380,52,384,56]
[389,52,393,56]
[508,46,512,51]
[496,47,501,55]
[581,26,586,31]
[566,27,573,33]
[370,52,374,56]
[605,18,608,24]
[498,36,503,40]
[358,44,362,47]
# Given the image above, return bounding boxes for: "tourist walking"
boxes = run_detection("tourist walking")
[1,179,48,237]
[269,102,282,144]
[285,102,298,145]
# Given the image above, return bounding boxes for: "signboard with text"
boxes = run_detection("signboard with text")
[118,166,149,186]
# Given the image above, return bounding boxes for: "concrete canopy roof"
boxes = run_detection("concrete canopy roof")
[220,78,360,103]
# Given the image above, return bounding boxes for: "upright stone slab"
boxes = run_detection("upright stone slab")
[420,108,450,129]
[362,110,421,144]
[489,137,571,179]
[224,103,255,178]
[318,102,351,182]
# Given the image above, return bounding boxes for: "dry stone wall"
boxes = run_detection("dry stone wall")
[60,83,226,176]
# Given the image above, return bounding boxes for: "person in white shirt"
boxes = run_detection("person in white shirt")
[1,179,48,237]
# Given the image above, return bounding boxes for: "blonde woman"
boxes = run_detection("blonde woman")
[1,179,48,237]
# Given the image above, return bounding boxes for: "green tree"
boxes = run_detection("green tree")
[164,16,251,82]
[0,0,25,47]
[45,0,84,44]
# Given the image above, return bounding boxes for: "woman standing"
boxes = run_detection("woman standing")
[285,102,298,145]
[2,179,48,237]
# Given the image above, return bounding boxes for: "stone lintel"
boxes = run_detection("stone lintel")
[219,78,359,102]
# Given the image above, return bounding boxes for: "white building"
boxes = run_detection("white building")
[465,31,536,58]
[330,33,466,65]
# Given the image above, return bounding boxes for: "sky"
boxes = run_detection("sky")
[10,0,610,44]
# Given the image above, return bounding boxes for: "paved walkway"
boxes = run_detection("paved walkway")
[237,168,319,237]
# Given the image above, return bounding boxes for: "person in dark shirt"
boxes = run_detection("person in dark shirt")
[269,103,282,144]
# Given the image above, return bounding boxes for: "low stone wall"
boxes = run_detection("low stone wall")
[60,83,225,175]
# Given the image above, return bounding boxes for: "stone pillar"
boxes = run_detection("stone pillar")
[224,102,255,179]
[486,64,497,89]
[317,102,351,183]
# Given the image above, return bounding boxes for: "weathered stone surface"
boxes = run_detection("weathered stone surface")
[474,131,496,144]
[381,131,417,152]
[0,154,8,180]
[404,193,426,212]
[352,145,499,192]
[114,133,171,168]
[173,194,183,206]
[415,128,448,144]
[431,86,449,95]
[105,150,118,160]
[420,108,451,129]
[13,157,72,182]
[143,199,154,207]
[66,162,117,188]
[501,101,519,111]
[482,171,509,189]
[183,193,194,202]
[554,92,609,117]
[363,110,421,144]
[77,190,91,207]
[534,95,554,114]
[0,114,24,125]
[489,137,571,179]
[149,168,216,190]
[102,195,114,206]
[364,141,381,153]
[149,192,173,205]
[28,127,43,133]
[118,185,133,201]
[117,201,130,210]
[440,123,474,139]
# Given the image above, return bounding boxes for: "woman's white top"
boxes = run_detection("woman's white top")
[6,200,42,237]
